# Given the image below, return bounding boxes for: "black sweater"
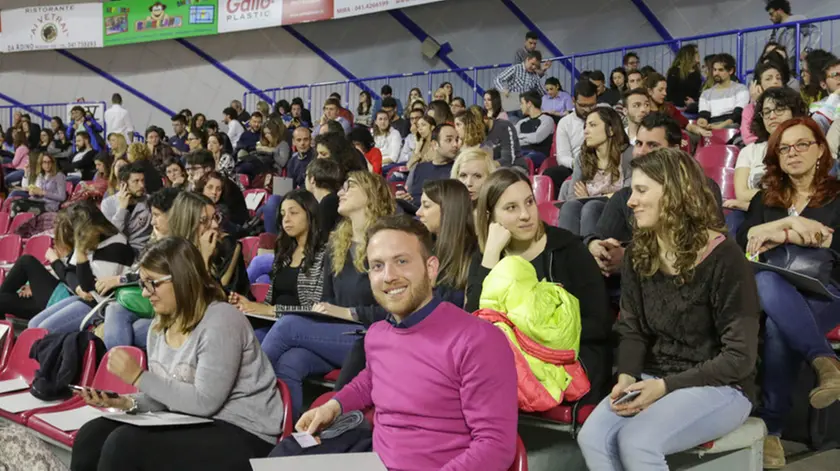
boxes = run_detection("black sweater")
[466,225,613,402]
[321,246,388,326]
[666,68,703,108]
[736,191,840,282]
[618,238,760,402]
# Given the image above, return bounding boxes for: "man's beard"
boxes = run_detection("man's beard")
[713,76,723,83]
[374,273,433,319]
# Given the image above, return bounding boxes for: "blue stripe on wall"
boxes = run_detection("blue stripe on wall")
[175,38,275,104]
[388,10,484,97]
[629,0,679,53]
[0,92,52,122]
[500,0,580,78]
[282,26,380,101]
[56,49,176,117]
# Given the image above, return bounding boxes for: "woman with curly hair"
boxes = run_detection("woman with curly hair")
[736,117,840,468]
[578,148,759,471]
[260,171,395,417]
[454,108,486,151]
[559,107,632,236]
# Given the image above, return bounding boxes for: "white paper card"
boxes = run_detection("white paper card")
[0,324,10,342]
[34,405,104,431]
[250,452,387,471]
[104,411,213,427]
[245,192,265,210]
[292,431,319,448]
[0,377,30,394]
[0,392,63,413]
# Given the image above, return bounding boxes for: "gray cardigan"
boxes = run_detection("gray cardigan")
[560,145,633,201]
[30,172,67,212]
[134,302,285,443]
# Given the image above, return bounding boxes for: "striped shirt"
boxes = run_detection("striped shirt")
[266,247,326,317]
[494,63,546,95]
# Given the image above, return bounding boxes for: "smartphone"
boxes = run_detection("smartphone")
[613,390,641,405]
[69,385,120,399]
[395,184,406,193]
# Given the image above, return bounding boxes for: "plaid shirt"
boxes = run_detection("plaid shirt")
[494,63,546,95]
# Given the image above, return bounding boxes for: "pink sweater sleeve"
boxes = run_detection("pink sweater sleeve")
[440,325,519,471]
[334,357,374,413]
[740,104,757,145]
[12,146,29,170]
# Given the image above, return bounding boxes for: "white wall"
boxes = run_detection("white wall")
[1,0,837,131]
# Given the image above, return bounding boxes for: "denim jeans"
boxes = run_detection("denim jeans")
[522,150,546,168]
[261,314,359,418]
[724,210,747,235]
[247,254,274,284]
[28,296,93,332]
[755,270,840,435]
[558,199,607,237]
[102,303,151,349]
[260,195,283,235]
[5,170,24,187]
[578,378,751,471]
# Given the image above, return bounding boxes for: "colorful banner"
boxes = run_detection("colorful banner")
[103,0,219,47]
[0,4,104,53]
[333,0,444,19]
[218,0,283,33]
[283,0,332,25]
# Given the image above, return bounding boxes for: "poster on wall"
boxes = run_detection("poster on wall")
[0,4,103,53]
[332,0,444,19]
[103,0,219,47]
[282,0,333,25]
[218,0,284,33]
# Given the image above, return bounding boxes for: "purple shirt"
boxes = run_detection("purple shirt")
[542,91,574,115]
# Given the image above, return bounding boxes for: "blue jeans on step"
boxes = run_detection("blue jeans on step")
[578,376,751,471]
[755,270,840,435]
[102,303,151,349]
[259,195,283,235]
[260,314,359,418]
[28,296,93,332]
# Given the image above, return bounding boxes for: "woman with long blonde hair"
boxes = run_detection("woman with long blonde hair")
[108,132,129,160]
[578,147,758,471]
[455,108,486,149]
[666,44,702,107]
[451,147,498,205]
[261,171,395,415]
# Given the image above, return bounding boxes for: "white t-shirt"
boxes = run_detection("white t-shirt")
[735,141,768,190]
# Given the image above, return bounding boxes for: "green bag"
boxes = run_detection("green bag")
[115,286,155,319]
[46,284,73,308]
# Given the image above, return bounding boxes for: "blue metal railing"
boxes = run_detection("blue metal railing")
[244,14,840,117]
[0,101,108,141]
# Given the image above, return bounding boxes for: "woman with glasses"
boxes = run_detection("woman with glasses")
[262,171,395,417]
[70,237,284,471]
[14,201,134,329]
[168,191,250,297]
[10,152,67,217]
[740,61,789,146]
[724,88,806,225]
[187,128,207,152]
[736,117,840,468]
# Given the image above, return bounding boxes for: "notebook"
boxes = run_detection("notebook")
[250,452,387,471]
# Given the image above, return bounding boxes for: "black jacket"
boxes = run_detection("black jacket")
[466,225,613,403]
[29,332,106,401]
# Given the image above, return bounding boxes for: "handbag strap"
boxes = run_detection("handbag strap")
[79,293,115,331]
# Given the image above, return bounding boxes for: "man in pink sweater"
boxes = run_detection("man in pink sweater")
[297,215,518,471]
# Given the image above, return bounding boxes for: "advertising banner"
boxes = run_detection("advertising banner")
[103,0,219,47]
[332,0,444,19]
[0,4,103,53]
[218,0,283,33]
[282,0,332,25]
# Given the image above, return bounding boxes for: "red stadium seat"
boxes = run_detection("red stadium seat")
[25,347,146,446]
[695,145,739,171]
[250,283,270,303]
[0,268,5,285]
[258,233,277,250]
[525,158,535,177]
[240,236,260,266]
[277,379,294,439]
[0,235,23,265]
[22,235,53,265]
[0,320,14,371]
[538,202,560,227]
[1,197,21,214]
[531,175,554,206]
[680,130,691,153]
[9,213,35,234]
[65,181,74,197]
[0,212,9,234]
[719,167,736,201]
[238,174,250,189]
[0,328,48,384]
[700,128,739,147]
[539,139,558,174]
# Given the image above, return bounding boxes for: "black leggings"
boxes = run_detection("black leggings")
[0,255,59,319]
[543,165,573,200]
[335,337,366,391]
[71,417,274,471]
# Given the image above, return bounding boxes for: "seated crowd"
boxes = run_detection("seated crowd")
[0,25,839,471]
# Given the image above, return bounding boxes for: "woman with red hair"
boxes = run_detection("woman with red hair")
[736,116,840,469]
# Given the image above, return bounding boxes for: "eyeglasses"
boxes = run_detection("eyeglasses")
[140,275,172,295]
[340,180,358,193]
[826,72,840,80]
[759,106,789,117]
[199,212,223,226]
[778,141,817,156]
[186,165,205,173]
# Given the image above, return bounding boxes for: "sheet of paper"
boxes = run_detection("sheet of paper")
[0,377,30,394]
[0,391,63,413]
[104,411,213,427]
[34,405,105,431]
[250,452,387,471]
[0,323,10,343]
[245,192,266,210]
[292,431,319,448]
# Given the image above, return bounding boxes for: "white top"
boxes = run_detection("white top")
[373,128,403,162]
[104,104,135,142]
[397,133,416,164]
[226,119,245,149]
[554,113,584,169]
[735,141,768,190]
[699,82,750,120]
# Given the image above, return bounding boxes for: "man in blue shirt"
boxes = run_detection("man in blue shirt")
[168,114,189,156]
